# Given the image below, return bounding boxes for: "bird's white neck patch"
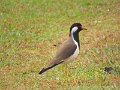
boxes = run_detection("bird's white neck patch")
[71,26,78,34]
[71,26,79,53]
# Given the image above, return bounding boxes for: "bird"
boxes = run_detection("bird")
[39,23,87,74]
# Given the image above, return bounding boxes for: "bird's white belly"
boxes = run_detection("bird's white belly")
[65,47,79,63]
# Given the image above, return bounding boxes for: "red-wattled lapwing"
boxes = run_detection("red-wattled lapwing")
[39,23,87,74]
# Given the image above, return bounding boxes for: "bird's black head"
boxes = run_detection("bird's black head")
[70,23,87,33]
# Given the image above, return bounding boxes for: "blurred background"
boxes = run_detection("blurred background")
[0,0,120,89]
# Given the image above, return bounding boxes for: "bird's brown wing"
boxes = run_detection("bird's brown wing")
[45,38,77,68]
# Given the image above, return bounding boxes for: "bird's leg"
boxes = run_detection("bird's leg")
[64,64,69,77]
[62,64,71,82]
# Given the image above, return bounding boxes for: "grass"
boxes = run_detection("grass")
[0,0,120,90]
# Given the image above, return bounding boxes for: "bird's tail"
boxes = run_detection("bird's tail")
[39,68,50,74]
[39,61,64,74]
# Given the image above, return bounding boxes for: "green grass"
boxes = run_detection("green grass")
[0,0,120,90]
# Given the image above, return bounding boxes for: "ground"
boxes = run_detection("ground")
[0,0,120,90]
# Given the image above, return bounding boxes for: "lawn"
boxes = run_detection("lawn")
[0,0,120,90]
